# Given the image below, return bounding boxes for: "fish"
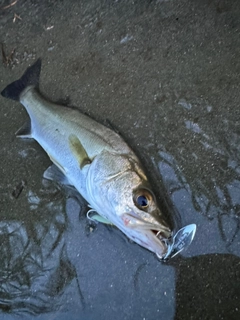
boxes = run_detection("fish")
[1,59,196,260]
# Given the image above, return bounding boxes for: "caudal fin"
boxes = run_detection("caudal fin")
[1,58,42,101]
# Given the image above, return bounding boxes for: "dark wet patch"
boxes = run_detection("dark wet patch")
[0,182,80,315]
[175,255,240,320]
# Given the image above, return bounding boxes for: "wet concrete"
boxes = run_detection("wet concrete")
[0,0,240,319]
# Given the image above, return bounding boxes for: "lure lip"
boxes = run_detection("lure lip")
[158,223,197,261]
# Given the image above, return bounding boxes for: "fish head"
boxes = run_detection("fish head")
[117,184,172,258]
[87,152,172,258]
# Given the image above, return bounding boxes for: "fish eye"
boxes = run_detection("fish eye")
[133,188,153,210]
[136,195,148,207]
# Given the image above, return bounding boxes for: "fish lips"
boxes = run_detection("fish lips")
[121,212,172,258]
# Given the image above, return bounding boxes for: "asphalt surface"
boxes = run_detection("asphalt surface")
[0,1,240,319]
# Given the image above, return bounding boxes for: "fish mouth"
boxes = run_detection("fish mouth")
[121,212,172,257]
[122,212,171,237]
[148,228,171,252]
[151,229,171,241]
[136,227,171,258]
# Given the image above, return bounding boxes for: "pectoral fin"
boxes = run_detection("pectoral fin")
[15,120,32,138]
[43,164,72,186]
[68,134,91,169]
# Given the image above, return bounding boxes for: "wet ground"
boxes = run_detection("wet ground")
[0,0,240,319]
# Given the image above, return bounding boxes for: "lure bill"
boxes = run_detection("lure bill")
[160,224,197,260]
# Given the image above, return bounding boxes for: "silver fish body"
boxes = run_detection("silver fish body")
[1,59,172,258]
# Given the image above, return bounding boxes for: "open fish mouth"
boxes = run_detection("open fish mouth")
[149,229,172,249]
[126,224,172,257]
[151,229,171,241]
[120,212,172,256]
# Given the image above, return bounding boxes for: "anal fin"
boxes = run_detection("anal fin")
[15,120,32,138]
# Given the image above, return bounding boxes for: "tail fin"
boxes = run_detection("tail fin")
[1,58,42,101]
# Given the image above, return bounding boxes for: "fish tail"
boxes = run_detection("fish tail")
[1,58,42,101]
